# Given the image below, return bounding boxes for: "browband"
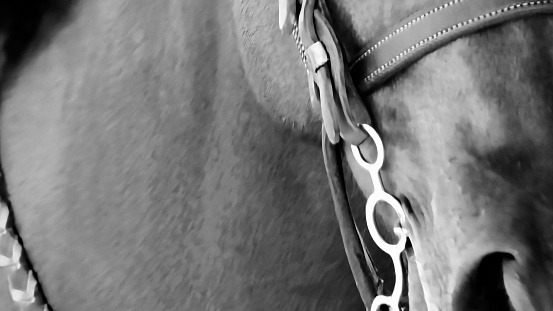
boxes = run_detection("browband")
[350,0,553,92]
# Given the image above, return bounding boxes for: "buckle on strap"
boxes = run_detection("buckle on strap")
[304,41,341,143]
[295,0,369,145]
[305,41,328,72]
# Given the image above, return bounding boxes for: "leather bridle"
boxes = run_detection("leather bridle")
[0,1,553,311]
[279,0,553,310]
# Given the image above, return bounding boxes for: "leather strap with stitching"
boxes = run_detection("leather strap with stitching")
[350,0,553,92]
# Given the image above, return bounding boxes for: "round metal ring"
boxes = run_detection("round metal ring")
[371,295,400,311]
[365,191,407,255]
[351,123,384,173]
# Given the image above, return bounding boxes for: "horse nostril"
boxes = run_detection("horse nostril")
[453,252,516,311]
[503,259,536,311]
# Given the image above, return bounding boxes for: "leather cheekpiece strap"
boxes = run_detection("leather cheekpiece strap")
[298,0,371,146]
[322,127,382,309]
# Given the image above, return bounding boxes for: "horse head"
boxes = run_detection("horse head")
[235,0,553,310]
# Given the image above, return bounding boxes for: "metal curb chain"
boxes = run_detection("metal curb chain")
[280,2,409,310]
[0,202,50,311]
[351,124,408,311]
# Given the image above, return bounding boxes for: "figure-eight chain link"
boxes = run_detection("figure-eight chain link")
[280,1,409,310]
[351,124,408,311]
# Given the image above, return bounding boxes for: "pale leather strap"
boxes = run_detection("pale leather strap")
[297,0,372,145]
[350,0,553,92]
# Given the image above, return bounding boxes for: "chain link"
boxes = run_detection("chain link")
[351,124,408,311]
[281,1,410,309]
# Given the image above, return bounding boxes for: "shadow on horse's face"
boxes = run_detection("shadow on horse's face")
[236,0,553,310]
[343,7,553,311]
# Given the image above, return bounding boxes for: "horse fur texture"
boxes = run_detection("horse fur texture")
[238,0,553,310]
[2,0,553,311]
[0,0,364,310]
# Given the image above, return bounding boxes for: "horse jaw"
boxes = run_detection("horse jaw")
[346,16,553,310]
[231,0,318,136]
